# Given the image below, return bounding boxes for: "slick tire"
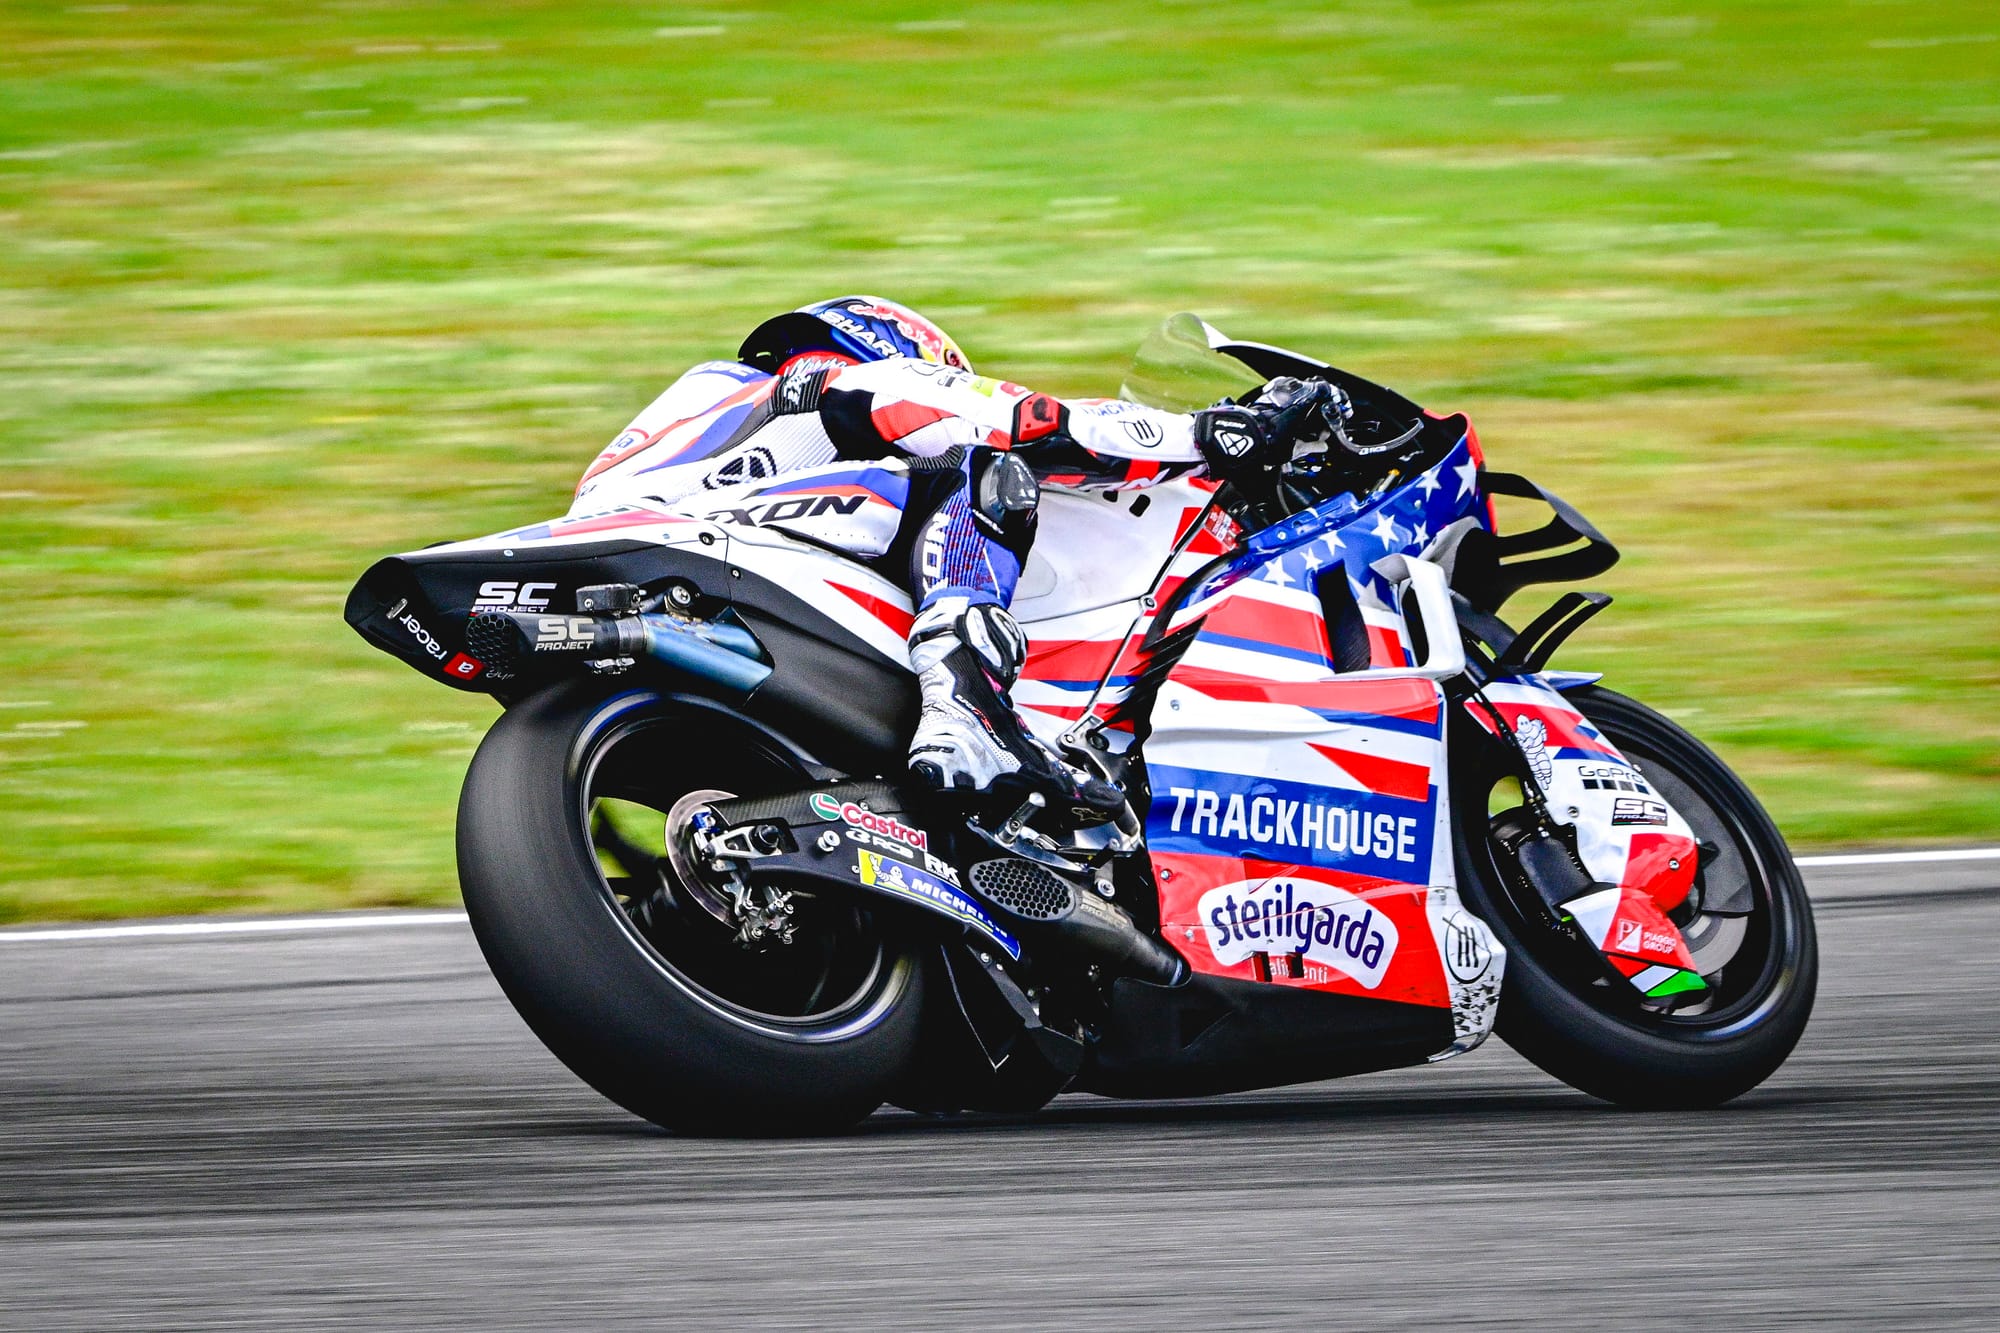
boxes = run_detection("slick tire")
[457,682,927,1135]
[1452,685,1817,1109]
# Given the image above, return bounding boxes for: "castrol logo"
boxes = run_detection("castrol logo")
[808,792,928,852]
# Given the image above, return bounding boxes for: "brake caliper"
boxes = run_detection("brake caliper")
[686,809,798,949]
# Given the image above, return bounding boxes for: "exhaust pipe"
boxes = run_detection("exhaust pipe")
[464,608,771,695]
[967,858,1187,986]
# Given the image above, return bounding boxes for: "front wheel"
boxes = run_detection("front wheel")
[457,682,928,1134]
[1453,685,1817,1108]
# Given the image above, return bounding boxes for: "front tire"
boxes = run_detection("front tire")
[1453,685,1817,1108]
[457,682,927,1134]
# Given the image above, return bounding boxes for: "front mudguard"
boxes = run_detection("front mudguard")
[1461,676,1707,999]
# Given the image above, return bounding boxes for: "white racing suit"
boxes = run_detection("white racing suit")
[570,355,1210,801]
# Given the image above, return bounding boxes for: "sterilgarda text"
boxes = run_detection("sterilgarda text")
[1198,879,1399,988]
[1165,786,1421,863]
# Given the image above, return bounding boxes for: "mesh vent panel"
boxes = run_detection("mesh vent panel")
[970,859,1075,921]
[465,613,519,673]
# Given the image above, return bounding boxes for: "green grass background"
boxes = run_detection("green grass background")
[1,1,1994,921]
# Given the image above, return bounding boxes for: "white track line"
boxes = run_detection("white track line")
[2,848,1995,944]
[0,911,468,944]
[1794,848,2000,867]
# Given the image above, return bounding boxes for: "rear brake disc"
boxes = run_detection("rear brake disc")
[662,787,741,927]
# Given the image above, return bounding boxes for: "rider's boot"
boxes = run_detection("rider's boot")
[906,596,1123,823]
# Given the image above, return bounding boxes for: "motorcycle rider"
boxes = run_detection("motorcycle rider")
[569,296,1351,817]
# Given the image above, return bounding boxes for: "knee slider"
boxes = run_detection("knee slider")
[970,449,1039,556]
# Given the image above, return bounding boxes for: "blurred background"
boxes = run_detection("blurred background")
[1,0,1993,921]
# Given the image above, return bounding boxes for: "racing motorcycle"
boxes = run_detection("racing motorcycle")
[346,313,1817,1132]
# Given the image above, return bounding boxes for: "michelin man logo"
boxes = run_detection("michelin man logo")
[1515,715,1554,788]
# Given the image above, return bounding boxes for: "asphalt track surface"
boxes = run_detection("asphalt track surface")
[3,858,1996,1330]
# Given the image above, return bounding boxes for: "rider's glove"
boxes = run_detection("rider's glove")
[1193,377,1354,481]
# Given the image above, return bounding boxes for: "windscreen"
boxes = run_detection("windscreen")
[1118,312,1266,413]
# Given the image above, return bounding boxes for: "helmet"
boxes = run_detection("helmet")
[739,295,971,375]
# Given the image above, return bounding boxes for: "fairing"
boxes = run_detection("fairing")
[1132,431,1508,1058]
[344,506,734,692]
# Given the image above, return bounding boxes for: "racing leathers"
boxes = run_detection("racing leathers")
[569,354,1344,813]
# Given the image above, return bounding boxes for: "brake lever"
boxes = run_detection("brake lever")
[1335,416,1425,458]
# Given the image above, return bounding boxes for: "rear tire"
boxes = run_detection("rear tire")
[1453,685,1817,1108]
[457,682,927,1134]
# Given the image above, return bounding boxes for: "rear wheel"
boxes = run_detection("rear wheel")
[1453,685,1817,1108]
[457,682,926,1134]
